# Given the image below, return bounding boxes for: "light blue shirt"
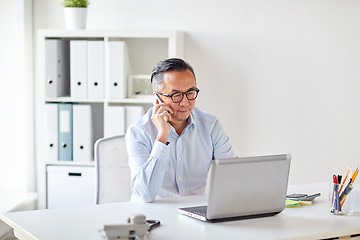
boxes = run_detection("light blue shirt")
[125,106,235,202]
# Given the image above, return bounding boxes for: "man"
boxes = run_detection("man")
[125,58,235,202]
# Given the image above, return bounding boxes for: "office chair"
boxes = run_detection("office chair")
[94,135,132,204]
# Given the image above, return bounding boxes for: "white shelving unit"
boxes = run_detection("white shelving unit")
[35,29,184,209]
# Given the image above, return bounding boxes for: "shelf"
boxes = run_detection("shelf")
[45,97,153,104]
[45,98,105,103]
[38,29,183,39]
[107,98,153,104]
[36,29,184,209]
[45,161,95,167]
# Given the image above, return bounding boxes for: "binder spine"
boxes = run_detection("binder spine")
[73,104,93,162]
[108,41,129,99]
[45,39,70,98]
[58,103,73,161]
[45,103,58,162]
[70,40,88,99]
[87,40,105,99]
[106,106,125,137]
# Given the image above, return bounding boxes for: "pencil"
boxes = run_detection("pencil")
[350,167,359,183]
[339,168,350,194]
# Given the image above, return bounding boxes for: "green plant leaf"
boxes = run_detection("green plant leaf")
[62,0,90,8]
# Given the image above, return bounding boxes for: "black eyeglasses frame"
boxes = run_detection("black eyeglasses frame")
[157,89,200,103]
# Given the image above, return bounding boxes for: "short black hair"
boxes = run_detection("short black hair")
[151,58,196,92]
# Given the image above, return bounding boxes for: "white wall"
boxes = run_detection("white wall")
[33,0,360,185]
[0,0,34,192]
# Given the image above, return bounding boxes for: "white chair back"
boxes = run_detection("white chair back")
[94,135,132,204]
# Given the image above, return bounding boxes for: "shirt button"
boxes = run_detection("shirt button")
[178,157,181,161]
[178,176,181,180]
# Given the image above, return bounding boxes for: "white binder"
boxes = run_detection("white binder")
[73,104,93,162]
[58,103,73,161]
[45,39,70,98]
[45,104,58,162]
[70,40,88,99]
[87,40,104,99]
[125,106,144,130]
[106,106,125,137]
[108,41,130,99]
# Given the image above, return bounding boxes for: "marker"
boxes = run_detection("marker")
[155,93,169,122]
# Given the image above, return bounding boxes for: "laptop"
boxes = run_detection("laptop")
[178,154,291,222]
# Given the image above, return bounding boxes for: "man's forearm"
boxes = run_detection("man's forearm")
[129,140,170,202]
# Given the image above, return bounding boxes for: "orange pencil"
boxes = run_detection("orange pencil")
[352,168,359,183]
[339,168,351,194]
[350,167,359,183]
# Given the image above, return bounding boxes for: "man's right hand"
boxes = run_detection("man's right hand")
[151,99,173,144]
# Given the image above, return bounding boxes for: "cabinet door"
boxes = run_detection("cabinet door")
[47,165,95,209]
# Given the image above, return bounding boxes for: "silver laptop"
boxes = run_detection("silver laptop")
[178,154,291,222]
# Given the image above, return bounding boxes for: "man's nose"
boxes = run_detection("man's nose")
[178,94,190,106]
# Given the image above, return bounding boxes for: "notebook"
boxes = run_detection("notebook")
[178,154,291,222]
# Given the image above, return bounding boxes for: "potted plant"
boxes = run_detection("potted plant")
[62,0,90,30]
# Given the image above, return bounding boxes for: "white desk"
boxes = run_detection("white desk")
[1,182,360,240]
[0,190,37,239]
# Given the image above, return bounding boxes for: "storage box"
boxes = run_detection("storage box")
[47,165,95,209]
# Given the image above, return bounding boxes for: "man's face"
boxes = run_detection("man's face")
[160,69,197,123]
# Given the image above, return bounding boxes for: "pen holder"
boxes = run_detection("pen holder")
[329,183,354,215]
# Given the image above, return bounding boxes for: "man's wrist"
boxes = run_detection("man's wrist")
[156,137,168,145]
[156,134,169,145]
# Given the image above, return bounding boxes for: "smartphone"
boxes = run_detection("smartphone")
[155,93,164,103]
[155,94,169,122]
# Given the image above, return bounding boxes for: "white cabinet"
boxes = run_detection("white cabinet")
[36,29,184,209]
[46,165,95,209]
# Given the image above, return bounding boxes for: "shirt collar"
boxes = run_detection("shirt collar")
[187,109,197,127]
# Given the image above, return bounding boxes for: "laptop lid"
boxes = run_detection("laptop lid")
[206,154,291,221]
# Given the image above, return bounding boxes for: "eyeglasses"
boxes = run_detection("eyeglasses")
[157,89,200,103]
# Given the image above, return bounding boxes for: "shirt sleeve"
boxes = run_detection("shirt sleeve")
[125,129,170,203]
[211,119,236,159]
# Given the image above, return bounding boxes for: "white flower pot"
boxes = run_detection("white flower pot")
[64,8,87,30]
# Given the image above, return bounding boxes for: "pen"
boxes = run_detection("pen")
[337,175,342,194]
[339,179,352,201]
[146,220,161,231]
[340,183,353,208]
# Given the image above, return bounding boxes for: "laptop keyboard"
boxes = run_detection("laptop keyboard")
[192,206,208,217]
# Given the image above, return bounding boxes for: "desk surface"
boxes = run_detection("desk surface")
[1,182,360,240]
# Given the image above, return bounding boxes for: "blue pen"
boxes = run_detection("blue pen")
[333,176,337,211]
[339,178,352,201]
[336,185,341,212]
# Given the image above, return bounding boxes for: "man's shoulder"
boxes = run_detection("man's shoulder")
[191,107,220,129]
[192,107,218,122]
[126,107,155,135]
